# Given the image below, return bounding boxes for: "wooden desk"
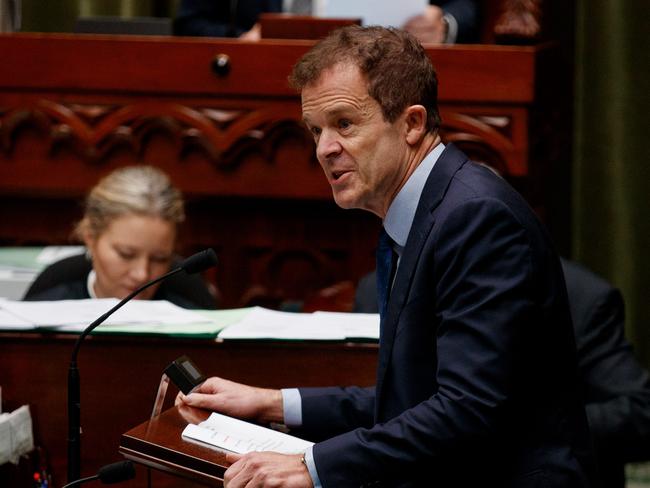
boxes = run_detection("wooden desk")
[0,332,377,487]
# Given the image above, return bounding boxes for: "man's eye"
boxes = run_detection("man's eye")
[338,119,351,130]
[117,251,135,260]
[310,127,322,136]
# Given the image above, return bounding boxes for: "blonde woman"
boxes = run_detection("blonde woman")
[24,166,216,309]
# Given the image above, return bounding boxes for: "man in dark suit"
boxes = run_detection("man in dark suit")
[356,259,650,488]
[177,26,595,487]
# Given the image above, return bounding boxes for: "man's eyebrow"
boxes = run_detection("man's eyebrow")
[303,106,352,126]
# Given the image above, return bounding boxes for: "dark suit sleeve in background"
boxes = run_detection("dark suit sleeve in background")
[436,0,481,43]
[563,259,650,486]
[173,0,282,38]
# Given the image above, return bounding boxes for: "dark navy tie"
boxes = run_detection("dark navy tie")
[376,228,396,318]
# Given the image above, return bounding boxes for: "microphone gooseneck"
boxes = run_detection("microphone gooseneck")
[61,460,136,488]
[67,249,217,483]
[98,460,136,484]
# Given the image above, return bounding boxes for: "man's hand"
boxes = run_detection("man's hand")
[175,377,284,424]
[224,452,313,488]
[403,5,448,44]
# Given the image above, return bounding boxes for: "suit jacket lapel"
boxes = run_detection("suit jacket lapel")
[374,144,469,418]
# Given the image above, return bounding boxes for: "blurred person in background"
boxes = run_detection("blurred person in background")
[24,165,217,309]
[173,0,480,44]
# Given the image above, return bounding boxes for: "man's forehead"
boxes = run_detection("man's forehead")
[301,93,372,125]
[300,64,370,115]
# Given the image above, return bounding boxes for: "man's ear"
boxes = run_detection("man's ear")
[404,105,428,145]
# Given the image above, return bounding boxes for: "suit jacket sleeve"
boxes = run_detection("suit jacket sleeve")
[297,386,375,441]
[173,0,282,37]
[437,0,480,43]
[307,198,543,486]
[574,281,650,462]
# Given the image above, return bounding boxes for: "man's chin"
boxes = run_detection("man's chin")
[332,191,358,210]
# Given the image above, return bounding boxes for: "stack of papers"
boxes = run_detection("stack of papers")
[182,412,313,454]
[0,298,241,337]
[217,307,379,341]
[0,300,380,341]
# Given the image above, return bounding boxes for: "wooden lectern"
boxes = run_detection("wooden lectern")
[120,406,226,486]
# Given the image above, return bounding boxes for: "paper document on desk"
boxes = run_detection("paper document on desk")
[89,308,252,337]
[0,300,37,330]
[218,307,380,340]
[182,412,313,454]
[311,311,380,339]
[0,298,212,330]
[218,307,346,340]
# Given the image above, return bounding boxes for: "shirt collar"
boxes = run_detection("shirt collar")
[384,143,445,250]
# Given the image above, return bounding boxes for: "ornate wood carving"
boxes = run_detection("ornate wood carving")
[1,101,310,167]
[1,100,527,180]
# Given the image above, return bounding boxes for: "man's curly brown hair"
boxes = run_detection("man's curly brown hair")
[289,25,440,132]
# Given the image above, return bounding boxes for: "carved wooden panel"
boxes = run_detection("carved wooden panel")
[0,100,530,189]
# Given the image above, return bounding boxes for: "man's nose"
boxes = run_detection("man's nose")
[316,130,342,162]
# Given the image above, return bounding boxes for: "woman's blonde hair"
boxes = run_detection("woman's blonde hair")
[74,165,185,240]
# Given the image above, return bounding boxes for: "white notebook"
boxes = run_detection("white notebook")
[182,412,313,454]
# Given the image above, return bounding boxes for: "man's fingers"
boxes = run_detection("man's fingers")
[226,452,243,464]
[182,392,215,408]
[224,455,250,487]
[174,392,185,406]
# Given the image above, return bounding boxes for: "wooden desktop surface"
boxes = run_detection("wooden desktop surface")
[120,406,225,486]
[0,332,377,487]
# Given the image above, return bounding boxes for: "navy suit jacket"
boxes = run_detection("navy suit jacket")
[297,145,595,487]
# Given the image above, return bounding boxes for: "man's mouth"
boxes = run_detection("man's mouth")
[332,170,349,181]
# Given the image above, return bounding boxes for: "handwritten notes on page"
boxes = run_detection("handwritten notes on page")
[182,412,313,454]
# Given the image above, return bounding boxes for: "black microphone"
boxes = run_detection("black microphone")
[61,460,136,488]
[67,249,218,482]
[179,248,219,274]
